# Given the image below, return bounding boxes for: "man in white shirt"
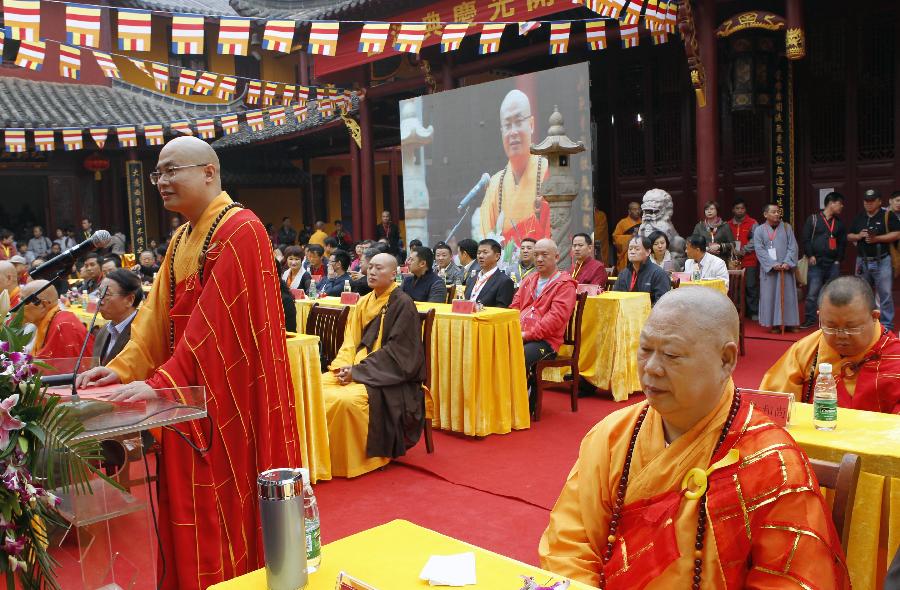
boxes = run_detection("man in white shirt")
[684,234,730,288]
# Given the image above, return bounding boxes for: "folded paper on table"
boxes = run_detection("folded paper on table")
[419,552,477,586]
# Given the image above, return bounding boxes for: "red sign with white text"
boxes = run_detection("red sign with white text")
[314,0,574,77]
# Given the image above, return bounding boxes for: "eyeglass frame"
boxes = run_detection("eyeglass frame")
[500,114,533,134]
[149,163,210,185]
[819,320,873,337]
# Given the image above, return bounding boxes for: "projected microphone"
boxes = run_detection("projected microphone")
[457,173,491,212]
[30,230,112,281]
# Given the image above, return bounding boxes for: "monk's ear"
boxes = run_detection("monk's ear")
[720,341,739,376]
[873,309,882,322]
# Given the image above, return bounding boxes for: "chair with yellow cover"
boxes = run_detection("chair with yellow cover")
[418,309,436,453]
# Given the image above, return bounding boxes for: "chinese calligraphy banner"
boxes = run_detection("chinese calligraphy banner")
[772,60,793,225]
[126,160,147,254]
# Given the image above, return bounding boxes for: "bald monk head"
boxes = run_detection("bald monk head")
[638,287,739,442]
[367,253,398,295]
[533,238,559,278]
[153,136,222,226]
[818,276,880,358]
[499,89,535,172]
[0,262,17,295]
[20,280,59,326]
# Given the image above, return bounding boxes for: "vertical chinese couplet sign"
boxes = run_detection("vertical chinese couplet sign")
[126,160,147,254]
[771,60,792,225]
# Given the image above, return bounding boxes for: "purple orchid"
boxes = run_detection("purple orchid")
[0,396,24,451]
[2,535,25,557]
[0,342,9,353]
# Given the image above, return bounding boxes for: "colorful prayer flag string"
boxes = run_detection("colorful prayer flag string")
[308,22,339,56]
[117,8,152,51]
[262,19,295,53]
[65,3,101,48]
[217,17,250,55]
[358,22,390,54]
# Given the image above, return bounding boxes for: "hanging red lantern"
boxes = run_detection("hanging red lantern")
[84,152,110,181]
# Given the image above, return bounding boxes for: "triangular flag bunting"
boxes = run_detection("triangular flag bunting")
[294,105,308,122]
[171,14,204,54]
[220,114,239,135]
[281,85,295,105]
[90,127,108,149]
[33,129,55,152]
[3,0,41,41]
[176,69,198,95]
[93,50,120,78]
[15,40,45,70]
[144,124,164,146]
[479,23,506,55]
[117,8,152,51]
[128,57,152,78]
[440,23,468,52]
[196,118,216,139]
[620,23,639,48]
[307,22,339,56]
[58,44,81,79]
[317,98,334,118]
[62,128,83,151]
[549,22,570,54]
[151,62,169,92]
[4,129,26,153]
[216,76,237,100]
[117,126,138,147]
[296,86,310,105]
[171,120,193,135]
[66,3,101,48]
[217,17,250,55]
[394,23,426,54]
[193,71,218,95]
[262,82,278,106]
[245,110,265,131]
[358,22,390,54]
[585,21,607,50]
[246,80,262,104]
[624,0,645,25]
[263,19,295,53]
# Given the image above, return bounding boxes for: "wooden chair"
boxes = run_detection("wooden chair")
[532,291,589,421]
[670,276,681,289]
[305,303,350,370]
[444,284,458,304]
[727,269,747,355]
[417,309,436,453]
[809,453,861,553]
[605,276,617,291]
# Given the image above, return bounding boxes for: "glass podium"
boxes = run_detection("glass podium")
[40,360,207,590]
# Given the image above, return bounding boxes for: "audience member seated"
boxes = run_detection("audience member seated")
[21,280,93,359]
[281,245,311,292]
[321,253,426,477]
[464,239,514,308]
[539,288,849,587]
[100,255,121,276]
[612,235,671,305]
[510,239,577,410]
[9,256,29,285]
[136,250,159,284]
[305,244,327,284]
[761,276,900,413]
[350,241,370,272]
[402,246,446,303]
[349,247,378,296]
[433,241,464,286]
[683,234,730,287]
[509,237,536,287]
[78,253,104,295]
[0,262,20,307]
[319,249,353,297]
[94,269,142,365]
[323,237,338,260]
[570,233,607,286]
[457,238,479,285]
[647,230,673,270]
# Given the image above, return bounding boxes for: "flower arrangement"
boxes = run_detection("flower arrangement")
[0,291,108,589]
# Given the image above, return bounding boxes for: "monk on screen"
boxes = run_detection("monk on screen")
[77,136,299,590]
[761,275,900,413]
[539,287,849,589]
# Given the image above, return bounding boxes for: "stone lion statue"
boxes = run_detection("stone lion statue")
[639,188,685,269]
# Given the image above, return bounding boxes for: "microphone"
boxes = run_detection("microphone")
[30,230,112,281]
[457,173,491,212]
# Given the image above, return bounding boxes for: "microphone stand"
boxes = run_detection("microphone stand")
[446,205,472,243]
[9,267,70,314]
[68,283,108,404]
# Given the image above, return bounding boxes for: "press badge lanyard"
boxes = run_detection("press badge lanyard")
[820,213,837,251]
[766,225,779,260]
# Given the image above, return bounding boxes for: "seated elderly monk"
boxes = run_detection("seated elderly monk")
[761,276,900,413]
[0,262,20,308]
[322,253,426,477]
[21,280,93,359]
[510,238,576,410]
[539,287,849,588]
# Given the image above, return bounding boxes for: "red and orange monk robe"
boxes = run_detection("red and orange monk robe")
[540,383,849,588]
[761,323,900,413]
[107,192,300,590]
[32,308,91,360]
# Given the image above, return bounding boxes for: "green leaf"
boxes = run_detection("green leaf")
[16,437,27,454]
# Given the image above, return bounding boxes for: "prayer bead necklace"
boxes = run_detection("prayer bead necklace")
[166,202,243,352]
[598,390,742,589]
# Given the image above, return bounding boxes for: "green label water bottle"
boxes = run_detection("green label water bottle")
[813,362,838,431]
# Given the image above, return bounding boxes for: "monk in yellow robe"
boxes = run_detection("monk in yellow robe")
[761,276,900,413]
[612,201,643,271]
[475,89,550,246]
[540,287,849,588]
[323,253,426,478]
[593,208,610,265]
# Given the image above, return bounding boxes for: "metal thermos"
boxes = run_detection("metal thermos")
[258,468,308,590]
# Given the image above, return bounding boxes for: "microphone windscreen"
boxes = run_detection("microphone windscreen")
[91,230,112,248]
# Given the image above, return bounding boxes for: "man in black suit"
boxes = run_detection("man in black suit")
[457,238,479,285]
[94,269,143,365]
[464,239,514,308]
[375,210,402,254]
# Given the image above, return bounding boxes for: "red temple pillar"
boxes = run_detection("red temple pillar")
[694,0,719,216]
[349,135,362,239]
[359,96,376,240]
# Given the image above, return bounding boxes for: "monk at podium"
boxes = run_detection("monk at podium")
[474,89,550,246]
[77,137,299,590]
[323,252,426,478]
[761,276,900,413]
[540,288,848,588]
[22,280,91,359]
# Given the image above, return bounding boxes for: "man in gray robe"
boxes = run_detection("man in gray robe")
[753,203,800,332]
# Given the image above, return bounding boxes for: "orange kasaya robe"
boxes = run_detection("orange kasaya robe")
[479,155,551,244]
[594,208,610,265]
[107,192,300,590]
[32,308,92,360]
[612,216,642,272]
[539,382,849,589]
[8,287,20,309]
[760,323,900,413]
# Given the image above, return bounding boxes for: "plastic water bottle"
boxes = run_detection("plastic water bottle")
[691,265,701,282]
[298,468,321,573]
[343,279,351,293]
[81,289,89,309]
[395,267,403,285]
[308,278,318,299]
[813,362,838,431]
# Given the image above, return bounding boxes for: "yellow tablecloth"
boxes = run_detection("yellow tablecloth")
[680,278,727,294]
[546,292,650,401]
[208,519,593,590]
[65,305,109,328]
[788,403,900,590]
[296,297,530,436]
[285,334,330,483]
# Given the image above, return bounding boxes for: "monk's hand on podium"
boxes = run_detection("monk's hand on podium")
[108,381,156,402]
[76,366,121,389]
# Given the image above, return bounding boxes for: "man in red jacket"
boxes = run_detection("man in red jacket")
[511,238,577,411]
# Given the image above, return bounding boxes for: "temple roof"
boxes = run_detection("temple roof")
[115,0,239,16]
[226,0,415,21]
